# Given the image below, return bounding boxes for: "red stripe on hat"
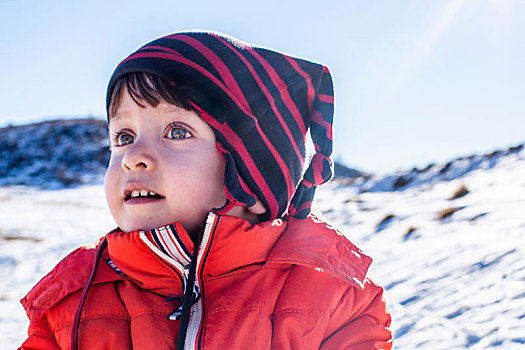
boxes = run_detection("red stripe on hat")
[310,153,329,185]
[169,35,252,114]
[311,110,334,141]
[137,45,186,59]
[318,94,334,104]
[195,106,280,217]
[301,179,313,188]
[283,55,315,113]
[236,172,258,200]
[311,164,322,185]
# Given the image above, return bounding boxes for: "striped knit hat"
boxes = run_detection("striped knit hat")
[106,31,334,220]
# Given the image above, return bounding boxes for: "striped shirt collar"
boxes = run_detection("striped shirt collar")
[139,221,199,271]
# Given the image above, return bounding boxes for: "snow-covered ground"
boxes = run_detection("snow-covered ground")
[316,147,525,349]
[1,146,524,348]
[0,185,116,347]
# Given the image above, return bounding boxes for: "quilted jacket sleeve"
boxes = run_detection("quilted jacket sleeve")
[321,278,392,350]
[19,315,60,350]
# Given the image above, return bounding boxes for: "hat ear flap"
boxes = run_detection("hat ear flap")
[289,66,334,219]
[212,142,259,216]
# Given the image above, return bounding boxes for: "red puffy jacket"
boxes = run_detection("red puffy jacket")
[20,212,392,349]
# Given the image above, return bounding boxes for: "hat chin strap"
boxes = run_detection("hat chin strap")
[212,198,235,216]
[213,197,267,225]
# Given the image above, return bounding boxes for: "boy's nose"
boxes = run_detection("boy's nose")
[121,141,155,171]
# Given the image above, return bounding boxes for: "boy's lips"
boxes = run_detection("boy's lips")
[123,183,165,202]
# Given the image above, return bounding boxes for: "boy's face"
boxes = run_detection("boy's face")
[105,90,227,236]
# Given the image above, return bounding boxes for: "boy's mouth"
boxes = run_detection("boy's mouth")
[124,189,165,201]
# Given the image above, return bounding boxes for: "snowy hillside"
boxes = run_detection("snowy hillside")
[0,118,109,188]
[0,119,524,348]
[315,145,525,349]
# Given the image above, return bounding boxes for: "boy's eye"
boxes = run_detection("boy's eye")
[168,126,191,140]
[115,132,134,146]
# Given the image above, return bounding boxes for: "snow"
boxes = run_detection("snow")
[1,145,524,348]
[0,185,115,347]
[315,146,525,349]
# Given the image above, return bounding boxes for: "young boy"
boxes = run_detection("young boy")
[20,31,392,349]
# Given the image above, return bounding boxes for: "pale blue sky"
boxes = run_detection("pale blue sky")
[1,0,524,174]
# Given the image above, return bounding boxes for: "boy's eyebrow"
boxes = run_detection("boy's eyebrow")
[159,104,199,121]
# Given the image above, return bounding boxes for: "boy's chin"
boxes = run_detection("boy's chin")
[118,220,174,233]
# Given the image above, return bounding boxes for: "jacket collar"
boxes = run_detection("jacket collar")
[107,213,287,294]
[108,210,371,291]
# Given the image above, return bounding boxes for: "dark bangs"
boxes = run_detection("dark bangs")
[108,72,197,119]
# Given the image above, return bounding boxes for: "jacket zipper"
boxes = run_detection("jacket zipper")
[184,212,217,350]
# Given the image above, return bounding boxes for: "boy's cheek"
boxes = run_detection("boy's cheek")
[106,154,123,174]
[104,164,121,204]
